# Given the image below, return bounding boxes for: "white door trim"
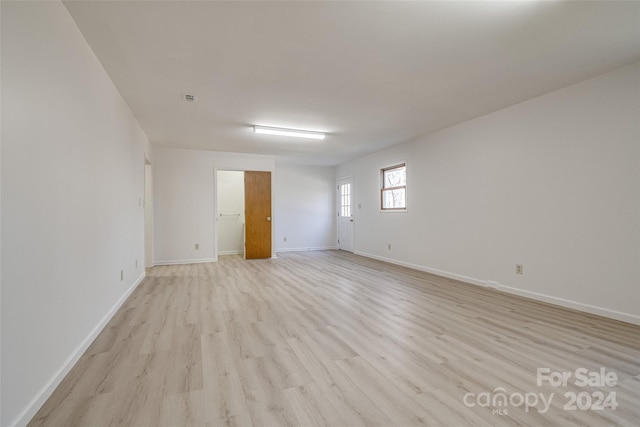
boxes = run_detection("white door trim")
[337,175,355,252]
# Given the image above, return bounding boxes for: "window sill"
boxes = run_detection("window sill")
[380,209,407,213]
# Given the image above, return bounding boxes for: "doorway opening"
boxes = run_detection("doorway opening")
[216,170,245,256]
[215,170,273,260]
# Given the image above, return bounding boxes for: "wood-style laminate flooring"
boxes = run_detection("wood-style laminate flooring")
[29,251,640,426]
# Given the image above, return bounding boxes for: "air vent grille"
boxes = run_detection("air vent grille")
[184,94,197,102]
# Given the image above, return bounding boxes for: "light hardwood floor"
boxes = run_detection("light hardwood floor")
[29,251,640,426]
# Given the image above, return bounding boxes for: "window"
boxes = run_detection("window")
[340,182,352,217]
[381,163,406,211]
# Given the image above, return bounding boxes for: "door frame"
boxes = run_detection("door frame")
[337,175,355,252]
[213,167,275,262]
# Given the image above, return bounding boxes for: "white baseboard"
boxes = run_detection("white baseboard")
[354,251,490,288]
[354,251,640,326]
[9,272,146,427]
[153,258,215,265]
[495,283,640,326]
[218,250,243,256]
[276,246,338,253]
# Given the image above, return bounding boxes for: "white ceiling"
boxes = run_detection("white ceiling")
[63,1,640,166]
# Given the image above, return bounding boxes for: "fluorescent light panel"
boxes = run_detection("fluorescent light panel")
[254,125,325,140]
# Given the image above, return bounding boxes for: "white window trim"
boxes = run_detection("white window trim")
[380,161,407,213]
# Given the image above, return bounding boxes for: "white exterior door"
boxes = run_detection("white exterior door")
[337,176,354,252]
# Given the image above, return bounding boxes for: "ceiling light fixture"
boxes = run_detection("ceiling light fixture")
[253,125,325,140]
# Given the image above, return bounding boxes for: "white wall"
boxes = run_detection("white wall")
[338,63,640,324]
[153,150,338,263]
[1,2,151,426]
[217,170,245,255]
[275,163,337,252]
[153,148,275,264]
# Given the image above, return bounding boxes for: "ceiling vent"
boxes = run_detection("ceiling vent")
[183,93,198,102]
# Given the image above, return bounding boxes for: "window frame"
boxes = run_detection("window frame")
[380,162,407,212]
[339,181,352,218]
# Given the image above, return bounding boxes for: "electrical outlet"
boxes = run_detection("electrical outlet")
[284,237,287,242]
[195,243,199,250]
[120,270,124,281]
[516,264,523,275]
[135,259,138,268]
[388,243,391,251]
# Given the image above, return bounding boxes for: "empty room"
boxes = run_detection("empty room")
[2,1,639,426]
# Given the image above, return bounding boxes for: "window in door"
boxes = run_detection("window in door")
[340,182,352,217]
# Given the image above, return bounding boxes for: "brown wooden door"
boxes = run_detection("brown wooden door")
[244,171,272,259]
